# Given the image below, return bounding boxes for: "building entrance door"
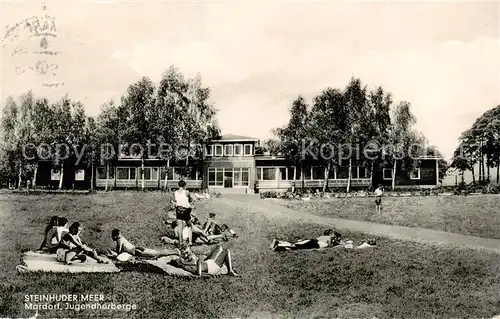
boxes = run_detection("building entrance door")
[224,170,233,188]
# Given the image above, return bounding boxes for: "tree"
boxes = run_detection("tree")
[387,101,417,190]
[119,77,156,190]
[310,88,348,192]
[275,96,311,190]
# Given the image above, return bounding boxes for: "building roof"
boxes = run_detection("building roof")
[211,134,259,142]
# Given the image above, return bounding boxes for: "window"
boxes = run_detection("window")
[279,167,287,180]
[304,167,312,180]
[410,168,420,180]
[337,167,349,179]
[173,168,183,180]
[187,168,197,180]
[51,170,60,181]
[143,167,151,180]
[214,145,223,156]
[359,167,369,179]
[287,167,295,180]
[224,145,233,156]
[160,167,174,180]
[151,167,159,180]
[97,167,106,179]
[234,169,241,186]
[258,168,276,180]
[383,168,393,180]
[117,168,129,180]
[244,144,252,156]
[234,144,243,156]
[208,168,216,186]
[351,166,359,179]
[130,168,137,180]
[75,170,85,181]
[205,145,213,156]
[241,168,249,186]
[216,169,223,186]
[312,167,324,180]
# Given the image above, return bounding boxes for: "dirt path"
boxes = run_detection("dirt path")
[214,195,500,254]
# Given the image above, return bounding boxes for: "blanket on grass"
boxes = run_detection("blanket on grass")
[16,251,119,274]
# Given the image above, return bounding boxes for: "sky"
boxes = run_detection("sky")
[1,0,499,160]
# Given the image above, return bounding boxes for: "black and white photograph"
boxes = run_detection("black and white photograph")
[0,0,499,318]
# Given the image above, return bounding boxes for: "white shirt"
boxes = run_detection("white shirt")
[375,188,383,197]
[174,189,191,208]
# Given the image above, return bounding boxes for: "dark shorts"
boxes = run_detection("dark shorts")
[375,197,382,205]
[295,239,320,250]
[176,206,192,221]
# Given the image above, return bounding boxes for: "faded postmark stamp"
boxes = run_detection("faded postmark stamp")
[2,4,65,88]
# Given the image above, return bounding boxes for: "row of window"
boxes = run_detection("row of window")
[208,168,250,187]
[256,166,371,181]
[96,167,199,181]
[50,170,85,181]
[205,144,253,157]
[383,168,421,180]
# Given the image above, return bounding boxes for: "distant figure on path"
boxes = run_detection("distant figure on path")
[374,185,384,214]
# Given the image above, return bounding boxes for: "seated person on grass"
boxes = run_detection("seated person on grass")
[169,244,240,277]
[270,229,342,251]
[161,221,226,245]
[56,222,108,265]
[38,215,59,251]
[45,217,69,253]
[107,229,179,259]
[203,213,238,238]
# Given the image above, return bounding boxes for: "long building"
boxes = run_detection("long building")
[35,134,442,192]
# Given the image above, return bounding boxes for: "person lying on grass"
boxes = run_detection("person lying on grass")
[169,244,240,277]
[45,217,69,253]
[269,229,342,251]
[203,213,238,238]
[106,229,180,259]
[161,220,227,246]
[56,222,109,265]
[38,215,59,251]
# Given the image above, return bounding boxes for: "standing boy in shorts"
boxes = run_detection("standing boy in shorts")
[174,180,194,245]
[374,185,383,214]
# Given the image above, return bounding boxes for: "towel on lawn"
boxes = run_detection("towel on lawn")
[16,251,119,273]
[143,256,228,277]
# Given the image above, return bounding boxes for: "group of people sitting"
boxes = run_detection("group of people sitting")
[38,216,109,265]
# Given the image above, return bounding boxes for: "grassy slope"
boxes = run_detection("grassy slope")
[277,195,500,239]
[0,193,498,319]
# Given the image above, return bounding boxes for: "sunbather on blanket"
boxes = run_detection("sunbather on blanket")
[56,222,108,265]
[203,213,238,238]
[161,220,227,245]
[269,229,342,251]
[169,244,240,277]
[38,215,59,251]
[45,217,69,253]
[107,229,180,259]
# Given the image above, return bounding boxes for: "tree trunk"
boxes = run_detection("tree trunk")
[105,162,110,191]
[90,162,94,192]
[114,166,117,189]
[33,163,38,189]
[487,157,491,183]
[18,165,22,189]
[370,161,374,188]
[164,160,170,191]
[323,162,330,193]
[471,166,476,185]
[301,163,305,189]
[292,166,297,193]
[497,158,500,184]
[58,163,64,190]
[391,160,397,190]
[141,158,145,190]
[347,158,352,193]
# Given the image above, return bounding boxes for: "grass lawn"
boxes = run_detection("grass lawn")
[0,192,499,318]
[276,195,500,239]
